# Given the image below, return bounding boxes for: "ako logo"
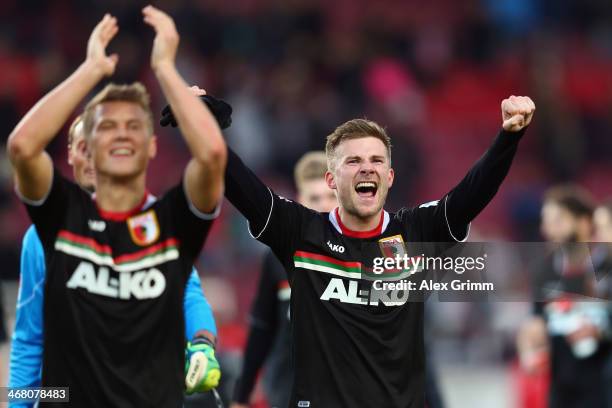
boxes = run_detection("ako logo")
[127,210,160,246]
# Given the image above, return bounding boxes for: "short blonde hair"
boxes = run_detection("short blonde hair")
[294,151,328,190]
[67,115,83,148]
[82,82,153,138]
[325,118,392,170]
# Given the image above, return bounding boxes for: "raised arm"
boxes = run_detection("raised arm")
[143,5,226,214]
[445,96,535,237]
[7,14,118,201]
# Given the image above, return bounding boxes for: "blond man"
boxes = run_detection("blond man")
[7,7,225,407]
[223,96,534,406]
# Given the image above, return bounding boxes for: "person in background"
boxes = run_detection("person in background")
[518,185,611,408]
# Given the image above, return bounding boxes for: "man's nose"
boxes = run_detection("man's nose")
[359,162,375,173]
[114,125,129,140]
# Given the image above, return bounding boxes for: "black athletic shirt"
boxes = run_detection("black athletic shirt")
[21,169,217,407]
[225,129,525,407]
[533,252,612,408]
[234,250,293,407]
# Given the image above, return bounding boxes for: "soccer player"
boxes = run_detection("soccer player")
[8,116,220,408]
[221,95,534,406]
[6,6,226,407]
[231,152,336,408]
[518,186,611,408]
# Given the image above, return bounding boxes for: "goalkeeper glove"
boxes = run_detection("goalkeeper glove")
[160,94,233,129]
[185,335,221,394]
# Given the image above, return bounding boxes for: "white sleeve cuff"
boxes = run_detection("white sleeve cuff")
[183,178,222,220]
[15,167,54,207]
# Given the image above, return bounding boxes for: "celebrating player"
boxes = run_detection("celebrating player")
[221,96,534,406]
[6,6,226,407]
[8,115,220,407]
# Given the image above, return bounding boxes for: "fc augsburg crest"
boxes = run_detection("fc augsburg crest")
[127,210,160,246]
[378,234,406,259]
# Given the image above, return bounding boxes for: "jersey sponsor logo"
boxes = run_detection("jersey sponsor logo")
[326,240,345,253]
[88,219,106,232]
[297,401,310,407]
[66,261,166,299]
[127,210,160,246]
[320,277,409,306]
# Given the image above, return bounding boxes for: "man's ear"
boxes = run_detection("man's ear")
[148,135,157,159]
[388,167,394,189]
[325,170,336,190]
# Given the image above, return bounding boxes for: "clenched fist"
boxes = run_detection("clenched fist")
[501,96,535,132]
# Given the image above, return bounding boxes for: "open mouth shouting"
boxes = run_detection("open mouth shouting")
[355,181,378,199]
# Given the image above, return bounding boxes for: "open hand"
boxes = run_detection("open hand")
[142,5,179,71]
[86,14,119,76]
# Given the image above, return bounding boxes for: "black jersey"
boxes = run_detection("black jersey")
[21,170,217,407]
[533,252,612,408]
[234,250,293,407]
[226,129,525,407]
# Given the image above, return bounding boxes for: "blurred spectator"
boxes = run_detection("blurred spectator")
[518,185,612,408]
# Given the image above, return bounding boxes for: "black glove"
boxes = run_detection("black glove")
[160,94,233,129]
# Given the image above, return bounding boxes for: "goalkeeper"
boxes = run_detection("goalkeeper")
[8,116,223,408]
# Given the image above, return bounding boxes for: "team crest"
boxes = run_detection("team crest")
[378,234,406,259]
[127,210,160,246]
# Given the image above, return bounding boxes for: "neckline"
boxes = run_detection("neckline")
[334,207,385,238]
[94,192,150,222]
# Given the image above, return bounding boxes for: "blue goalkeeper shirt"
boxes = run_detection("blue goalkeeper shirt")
[8,225,217,408]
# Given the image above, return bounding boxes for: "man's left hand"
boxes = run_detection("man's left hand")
[501,95,535,132]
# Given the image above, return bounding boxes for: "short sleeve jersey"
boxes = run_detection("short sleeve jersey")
[22,169,216,408]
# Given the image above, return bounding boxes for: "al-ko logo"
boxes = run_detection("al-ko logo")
[66,261,166,300]
[318,253,490,307]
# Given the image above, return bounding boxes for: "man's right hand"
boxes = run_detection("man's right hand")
[230,403,249,408]
[86,13,119,77]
